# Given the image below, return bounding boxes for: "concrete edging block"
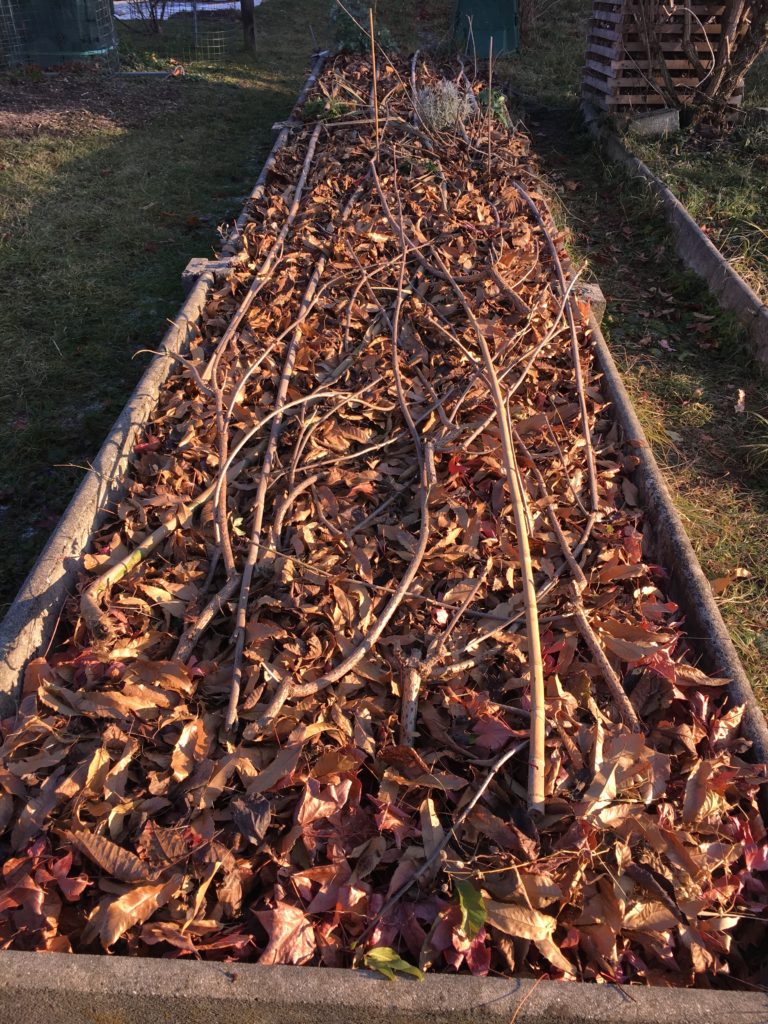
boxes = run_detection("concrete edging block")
[590,315,768,764]
[0,951,766,1024]
[581,100,768,364]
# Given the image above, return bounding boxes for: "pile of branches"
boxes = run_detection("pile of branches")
[0,54,766,984]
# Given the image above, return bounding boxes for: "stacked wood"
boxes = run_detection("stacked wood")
[583,0,744,113]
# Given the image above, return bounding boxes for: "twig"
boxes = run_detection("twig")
[226,181,365,729]
[568,583,642,731]
[400,562,489,747]
[291,441,436,700]
[514,429,587,591]
[80,459,247,638]
[174,573,241,662]
[417,242,547,814]
[369,7,380,162]
[509,181,599,515]
[354,738,528,949]
[204,122,323,382]
[226,256,330,730]
[486,38,493,178]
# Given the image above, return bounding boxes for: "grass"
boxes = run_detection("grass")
[630,115,768,301]
[525,109,768,700]
[496,0,592,105]
[0,0,328,611]
[0,0,458,612]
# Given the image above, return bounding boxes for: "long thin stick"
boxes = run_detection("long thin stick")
[514,429,587,591]
[226,257,328,730]
[225,184,364,728]
[509,181,599,515]
[421,248,547,815]
[80,458,247,638]
[292,442,435,698]
[369,7,380,162]
[400,563,488,746]
[204,123,323,381]
[370,162,547,811]
[486,37,493,178]
[568,583,642,731]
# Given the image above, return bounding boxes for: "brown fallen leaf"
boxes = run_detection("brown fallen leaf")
[69,831,154,884]
[82,875,182,949]
[710,566,750,596]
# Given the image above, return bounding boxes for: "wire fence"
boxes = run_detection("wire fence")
[0,0,249,71]
[0,0,119,70]
[114,1,245,63]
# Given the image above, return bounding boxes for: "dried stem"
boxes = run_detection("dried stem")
[509,181,599,515]
[80,459,246,638]
[354,737,528,948]
[369,6,380,162]
[568,583,642,731]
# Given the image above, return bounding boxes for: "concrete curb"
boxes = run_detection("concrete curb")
[0,51,328,713]
[581,100,768,364]
[0,950,766,1024]
[0,269,213,715]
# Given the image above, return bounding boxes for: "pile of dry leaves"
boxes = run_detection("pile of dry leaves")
[0,54,766,986]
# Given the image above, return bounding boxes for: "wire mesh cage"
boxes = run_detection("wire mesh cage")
[0,0,119,70]
[113,1,244,63]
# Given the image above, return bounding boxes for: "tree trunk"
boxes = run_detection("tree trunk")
[240,0,256,51]
[702,0,768,109]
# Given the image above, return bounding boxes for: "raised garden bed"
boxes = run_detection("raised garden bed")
[0,52,766,1011]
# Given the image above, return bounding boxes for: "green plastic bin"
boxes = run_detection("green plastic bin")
[454,0,519,57]
[0,0,118,69]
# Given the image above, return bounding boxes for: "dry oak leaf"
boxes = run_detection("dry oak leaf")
[257,900,316,964]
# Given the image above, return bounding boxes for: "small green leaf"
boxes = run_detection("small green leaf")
[363,946,424,982]
[456,879,487,938]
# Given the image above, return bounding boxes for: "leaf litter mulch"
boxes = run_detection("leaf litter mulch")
[1,54,767,986]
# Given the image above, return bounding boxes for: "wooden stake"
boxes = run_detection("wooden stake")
[369,7,380,161]
[487,37,493,178]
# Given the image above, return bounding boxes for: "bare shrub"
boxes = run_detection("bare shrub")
[416,80,470,131]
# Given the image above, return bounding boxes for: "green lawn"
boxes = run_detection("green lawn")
[630,104,768,302]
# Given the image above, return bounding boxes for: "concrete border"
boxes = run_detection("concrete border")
[0,50,328,714]
[0,269,212,714]
[581,100,768,364]
[0,950,766,1024]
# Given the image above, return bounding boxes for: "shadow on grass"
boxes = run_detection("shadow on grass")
[0,69,302,611]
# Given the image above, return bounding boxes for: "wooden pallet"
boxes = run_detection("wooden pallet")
[582,0,742,114]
